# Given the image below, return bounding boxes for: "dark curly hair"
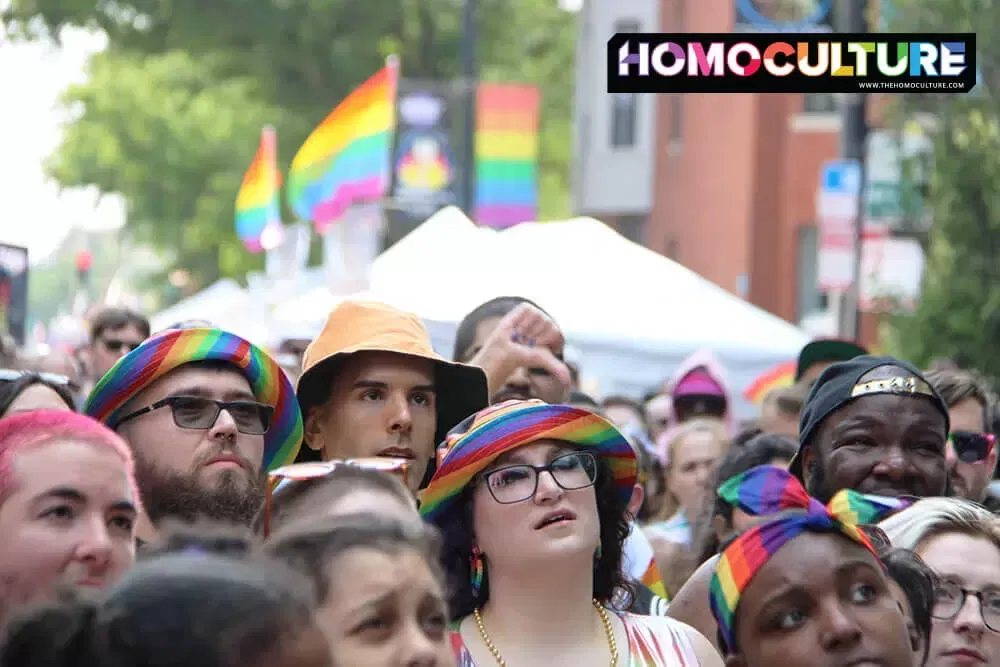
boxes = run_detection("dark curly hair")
[434,452,634,619]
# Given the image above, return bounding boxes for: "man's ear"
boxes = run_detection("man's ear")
[801,443,814,476]
[303,406,326,452]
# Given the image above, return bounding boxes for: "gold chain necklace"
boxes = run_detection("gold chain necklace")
[472,598,618,666]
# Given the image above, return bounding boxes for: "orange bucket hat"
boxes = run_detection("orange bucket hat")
[296,301,489,458]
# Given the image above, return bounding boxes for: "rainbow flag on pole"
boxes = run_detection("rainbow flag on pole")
[287,57,399,234]
[235,126,283,253]
[474,84,540,228]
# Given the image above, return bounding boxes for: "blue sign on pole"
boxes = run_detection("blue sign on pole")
[821,160,861,196]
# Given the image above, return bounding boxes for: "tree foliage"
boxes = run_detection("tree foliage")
[881,0,1000,376]
[3,0,576,293]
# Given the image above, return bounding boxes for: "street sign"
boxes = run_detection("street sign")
[817,160,861,292]
[865,128,931,230]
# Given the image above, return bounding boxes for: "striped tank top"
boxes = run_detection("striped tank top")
[450,611,702,666]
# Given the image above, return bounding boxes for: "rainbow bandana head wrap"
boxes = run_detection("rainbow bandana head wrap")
[417,399,637,521]
[709,465,910,654]
[84,327,303,471]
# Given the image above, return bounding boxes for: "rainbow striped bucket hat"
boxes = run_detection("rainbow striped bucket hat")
[418,399,637,520]
[84,327,302,471]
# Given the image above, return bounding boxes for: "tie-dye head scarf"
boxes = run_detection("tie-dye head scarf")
[709,465,910,654]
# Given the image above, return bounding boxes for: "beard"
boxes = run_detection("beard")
[134,454,266,527]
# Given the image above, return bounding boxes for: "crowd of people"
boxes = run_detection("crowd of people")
[0,295,998,667]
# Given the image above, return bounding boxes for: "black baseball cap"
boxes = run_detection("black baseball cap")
[795,339,868,382]
[789,355,950,479]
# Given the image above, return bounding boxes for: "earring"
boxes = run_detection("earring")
[594,541,603,562]
[470,544,484,598]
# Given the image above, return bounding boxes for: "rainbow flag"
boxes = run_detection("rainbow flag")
[235,126,283,253]
[473,84,540,228]
[743,360,796,404]
[287,57,398,234]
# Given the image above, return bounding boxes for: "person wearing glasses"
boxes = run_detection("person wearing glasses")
[83,327,302,548]
[83,306,150,386]
[925,368,1000,510]
[882,498,1000,667]
[420,400,721,666]
[0,370,76,417]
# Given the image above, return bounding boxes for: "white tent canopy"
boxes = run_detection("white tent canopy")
[151,209,809,417]
[369,207,809,416]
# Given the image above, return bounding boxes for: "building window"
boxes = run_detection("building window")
[610,19,640,149]
[796,225,829,319]
[802,93,837,114]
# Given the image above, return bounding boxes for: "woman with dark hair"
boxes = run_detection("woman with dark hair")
[419,400,721,666]
[0,371,76,417]
[0,552,331,667]
[265,512,453,666]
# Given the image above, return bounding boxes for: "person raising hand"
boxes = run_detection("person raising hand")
[454,297,571,405]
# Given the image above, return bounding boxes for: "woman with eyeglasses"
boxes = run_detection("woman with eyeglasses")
[881,498,1000,667]
[420,400,722,666]
[0,371,76,417]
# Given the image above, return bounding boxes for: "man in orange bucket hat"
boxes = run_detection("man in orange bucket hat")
[296,300,489,491]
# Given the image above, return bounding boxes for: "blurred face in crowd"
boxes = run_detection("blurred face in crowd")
[0,438,137,613]
[730,532,913,667]
[461,315,567,405]
[666,428,724,516]
[802,366,948,503]
[89,323,146,380]
[315,546,452,666]
[115,363,266,528]
[645,393,672,440]
[603,403,644,432]
[760,396,799,440]
[918,531,1000,667]
[944,397,996,503]
[304,352,437,493]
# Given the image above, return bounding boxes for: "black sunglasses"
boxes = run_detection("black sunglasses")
[114,395,274,435]
[950,431,996,463]
[101,338,142,354]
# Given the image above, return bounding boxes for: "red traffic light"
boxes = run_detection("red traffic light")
[75,250,93,272]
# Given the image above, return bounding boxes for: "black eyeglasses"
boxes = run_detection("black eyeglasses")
[101,338,142,354]
[933,582,1000,632]
[114,395,274,435]
[481,451,597,504]
[949,431,996,464]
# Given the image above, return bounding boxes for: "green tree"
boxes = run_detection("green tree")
[4,0,576,295]
[880,0,1000,377]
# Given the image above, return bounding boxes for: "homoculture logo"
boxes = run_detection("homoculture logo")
[608,33,976,94]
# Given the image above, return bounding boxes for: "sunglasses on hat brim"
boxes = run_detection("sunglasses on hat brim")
[262,457,410,537]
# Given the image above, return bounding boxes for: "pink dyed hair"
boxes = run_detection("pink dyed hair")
[0,410,140,509]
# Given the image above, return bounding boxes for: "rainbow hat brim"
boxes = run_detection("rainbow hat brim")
[418,400,637,521]
[83,328,302,471]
